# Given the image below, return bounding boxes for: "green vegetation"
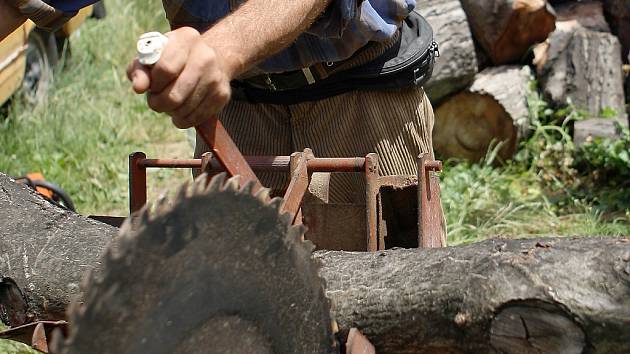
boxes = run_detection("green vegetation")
[0,0,180,216]
[444,90,629,244]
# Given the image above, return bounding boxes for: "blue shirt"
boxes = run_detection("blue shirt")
[27,0,416,73]
[163,0,416,73]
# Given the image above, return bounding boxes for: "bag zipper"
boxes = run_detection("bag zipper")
[356,40,439,78]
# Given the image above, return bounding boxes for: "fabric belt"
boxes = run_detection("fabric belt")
[237,30,402,92]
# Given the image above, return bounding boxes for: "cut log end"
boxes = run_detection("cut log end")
[460,0,556,65]
[434,92,517,161]
[433,66,532,162]
[493,0,556,64]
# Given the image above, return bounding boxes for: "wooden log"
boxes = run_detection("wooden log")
[318,236,630,353]
[574,118,628,146]
[553,0,610,32]
[536,24,626,118]
[0,173,117,326]
[603,0,630,64]
[533,0,610,73]
[417,0,478,104]
[433,66,532,162]
[459,0,556,65]
[1,175,629,353]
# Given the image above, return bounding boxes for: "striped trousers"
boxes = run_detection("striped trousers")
[195,86,436,204]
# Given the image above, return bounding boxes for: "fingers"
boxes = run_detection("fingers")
[170,80,231,129]
[149,27,199,93]
[126,59,151,94]
[146,64,201,113]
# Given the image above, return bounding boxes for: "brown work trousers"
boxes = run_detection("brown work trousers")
[195,86,436,204]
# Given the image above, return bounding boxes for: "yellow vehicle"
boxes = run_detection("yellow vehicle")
[0,2,105,106]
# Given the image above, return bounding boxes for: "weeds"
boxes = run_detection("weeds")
[443,88,629,245]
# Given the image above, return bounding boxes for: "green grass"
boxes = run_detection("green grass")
[0,0,177,215]
[0,0,628,350]
[442,159,629,245]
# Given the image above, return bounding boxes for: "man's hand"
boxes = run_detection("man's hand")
[127,27,233,129]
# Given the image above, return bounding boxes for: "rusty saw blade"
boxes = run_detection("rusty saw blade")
[57,174,336,354]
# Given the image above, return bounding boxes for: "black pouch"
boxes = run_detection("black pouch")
[233,10,438,105]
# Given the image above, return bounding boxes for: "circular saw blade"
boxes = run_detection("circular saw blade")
[60,174,336,354]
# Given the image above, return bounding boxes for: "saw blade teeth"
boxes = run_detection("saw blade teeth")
[138,204,151,225]
[174,180,191,203]
[255,187,271,202]
[118,217,134,238]
[240,180,256,195]
[206,173,227,192]
[223,175,241,191]
[279,211,293,226]
[192,173,210,195]
[288,224,308,242]
[301,239,316,253]
[268,197,283,210]
[154,194,170,214]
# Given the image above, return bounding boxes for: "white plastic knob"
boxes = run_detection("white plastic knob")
[137,32,168,65]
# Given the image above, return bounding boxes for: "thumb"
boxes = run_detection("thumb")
[126,59,151,94]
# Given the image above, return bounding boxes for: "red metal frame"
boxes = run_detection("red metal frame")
[129,150,445,252]
[418,153,445,248]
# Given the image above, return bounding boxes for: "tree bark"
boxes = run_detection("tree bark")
[553,0,610,32]
[417,0,478,104]
[459,0,556,65]
[574,118,628,146]
[603,0,630,64]
[433,66,532,162]
[0,173,117,326]
[317,236,630,354]
[537,24,626,118]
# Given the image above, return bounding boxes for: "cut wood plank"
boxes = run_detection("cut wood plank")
[433,66,533,162]
[460,0,556,65]
[417,0,478,103]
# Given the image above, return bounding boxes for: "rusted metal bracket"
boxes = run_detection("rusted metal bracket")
[0,321,68,353]
[365,153,380,252]
[418,153,445,248]
[280,150,312,223]
[196,117,264,192]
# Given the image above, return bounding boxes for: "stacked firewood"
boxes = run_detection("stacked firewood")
[421,0,629,161]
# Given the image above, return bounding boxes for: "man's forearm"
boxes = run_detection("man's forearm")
[0,1,27,40]
[202,0,333,78]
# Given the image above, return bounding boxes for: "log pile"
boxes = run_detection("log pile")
[423,0,629,161]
